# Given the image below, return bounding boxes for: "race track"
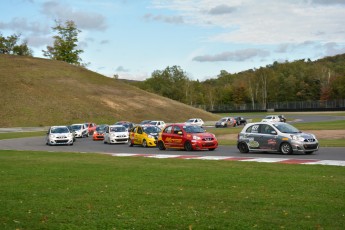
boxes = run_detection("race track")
[1,136,344,166]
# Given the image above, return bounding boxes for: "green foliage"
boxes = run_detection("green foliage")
[0,33,33,56]
[131,54,345,109]
[42,20,84,66]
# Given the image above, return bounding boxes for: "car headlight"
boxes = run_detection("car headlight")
[291,135,304,142]
[221,122,225,125]
[50,134,56,138]
[148,135,154,139]
[193,135,201,140]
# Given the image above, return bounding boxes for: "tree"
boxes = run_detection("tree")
[0,33,33,56]
[143,66,190,102]
[43,20,84,66]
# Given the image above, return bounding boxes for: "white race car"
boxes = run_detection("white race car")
[46,126,74,146]
[104,125,129,144]
[70,123,89,138]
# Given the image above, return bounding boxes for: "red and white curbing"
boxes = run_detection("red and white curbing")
[112,153,345,167]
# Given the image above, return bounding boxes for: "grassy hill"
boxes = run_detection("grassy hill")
[0,55,220,127]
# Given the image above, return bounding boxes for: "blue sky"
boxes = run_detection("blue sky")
[1,0,345,81]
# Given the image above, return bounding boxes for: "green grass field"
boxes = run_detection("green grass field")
[1,150,344,229]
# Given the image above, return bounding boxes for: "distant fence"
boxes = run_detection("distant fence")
[193,99,345,113]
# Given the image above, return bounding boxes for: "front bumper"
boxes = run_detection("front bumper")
[291,140,319,153]
[191,140,218,150]
[48,138,73,145]
[109,137,129,144]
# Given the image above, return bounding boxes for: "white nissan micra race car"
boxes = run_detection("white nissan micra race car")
[46,126,74,146]
[103,125,129,144]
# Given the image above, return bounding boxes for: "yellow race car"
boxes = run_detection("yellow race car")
[128,125,162,147]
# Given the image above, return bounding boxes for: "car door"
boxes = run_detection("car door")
[161,126,173,148]
[135,126,144,145]
[171,125,184,148]
[256,124,278,151]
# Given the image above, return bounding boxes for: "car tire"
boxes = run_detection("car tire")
[280,142,293,155]
[157,141,166,150]
[238,142,249,153]
[305,151,314,155]
[128,140,133,147]
[184,141,193,151]
[208,148,215,151]
[142,139,147,148]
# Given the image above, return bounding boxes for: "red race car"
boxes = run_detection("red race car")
[157,123,218,151]
[85,122,97,135]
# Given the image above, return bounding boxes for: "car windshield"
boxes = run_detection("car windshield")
[96,126,106,132]
[143,126,161,133]
[70,125,81,130]
[187,119,195,123]
[149,122,157,125]
[51,127,69,133]
[273,123,301,133]
[265,116,272,119]
[184,125,205,133]
[219,118,227,122]
[110,126,126,132]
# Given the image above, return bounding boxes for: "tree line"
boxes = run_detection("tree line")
[129,54,345,110]
[1,20,84,66]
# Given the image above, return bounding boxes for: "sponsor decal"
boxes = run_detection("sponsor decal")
[282,137,289,141]
[267,139,277,145]
[165,137,182,143]
[248,140,260,148]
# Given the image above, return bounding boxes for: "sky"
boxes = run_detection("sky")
[1,0,345,81]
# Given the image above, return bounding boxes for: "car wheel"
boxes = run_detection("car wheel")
[142,139,147,148]
[128,139,133,147]
[184,141,193,151]
[305,151,314,155]
[157,141,166,150]
[208,148,215,151]
[238,142,249,153]
[224,124,227,128]
[280,143,292,155]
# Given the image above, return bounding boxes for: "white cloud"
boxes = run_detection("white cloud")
[41,1,107,31]
[193,48,269,62]
[151,0,345,44]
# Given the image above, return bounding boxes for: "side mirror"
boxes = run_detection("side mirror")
[271,131,277,135]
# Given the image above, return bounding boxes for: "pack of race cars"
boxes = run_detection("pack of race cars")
[46,116,319,155]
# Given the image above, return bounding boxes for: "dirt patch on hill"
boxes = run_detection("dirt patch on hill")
[218,130,345,140]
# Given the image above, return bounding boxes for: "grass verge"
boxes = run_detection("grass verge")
[1,150,344,229]
[0,131,45,140]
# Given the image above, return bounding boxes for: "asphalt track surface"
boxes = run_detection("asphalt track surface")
[0,136,344,162]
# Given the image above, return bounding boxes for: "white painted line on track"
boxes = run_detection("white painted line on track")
[147,154,182,159]
[110,153,345,167]
[198,156,234,160]
[303,160,345,166]
[241,158,289,163]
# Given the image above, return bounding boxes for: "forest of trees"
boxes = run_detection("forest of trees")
[130,54,345,110]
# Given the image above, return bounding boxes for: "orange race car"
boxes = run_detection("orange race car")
[92,124,108,141]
